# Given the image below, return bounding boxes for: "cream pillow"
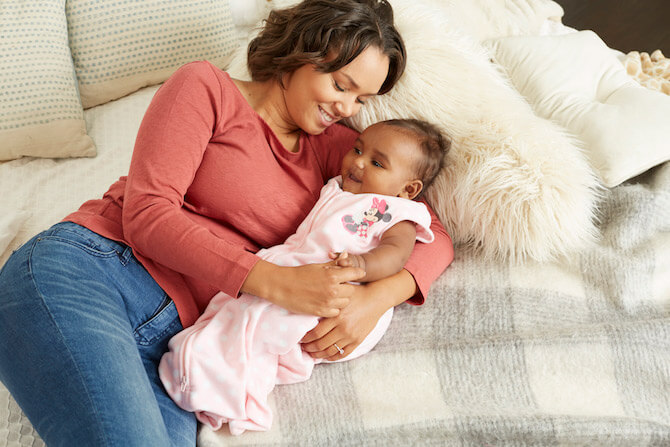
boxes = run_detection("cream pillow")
[66,0,238,108]
[487,31,670,187]
[423,0,564,41]
[0,0,96,160]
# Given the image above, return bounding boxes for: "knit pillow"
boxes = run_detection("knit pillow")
[66,0,238,108]
[0,0,95,160]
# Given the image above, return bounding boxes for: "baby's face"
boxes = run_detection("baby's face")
[341,123,421,198]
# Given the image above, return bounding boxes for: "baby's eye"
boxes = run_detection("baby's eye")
[353,148,362,155]
[372,160,383,168]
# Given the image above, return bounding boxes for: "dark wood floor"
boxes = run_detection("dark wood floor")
[556,0,670,53]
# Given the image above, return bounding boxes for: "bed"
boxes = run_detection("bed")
[1,1,669,446]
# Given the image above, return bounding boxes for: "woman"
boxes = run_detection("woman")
[0,0,453,445]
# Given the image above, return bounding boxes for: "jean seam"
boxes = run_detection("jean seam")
[27,238,109,447]
[40,235,119,258]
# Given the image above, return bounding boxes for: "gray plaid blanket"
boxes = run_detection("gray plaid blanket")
[2,164,669,446]
[198,162,670,446]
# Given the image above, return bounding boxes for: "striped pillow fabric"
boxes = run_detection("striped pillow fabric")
[67,0,238,108]
[0,0,96,160]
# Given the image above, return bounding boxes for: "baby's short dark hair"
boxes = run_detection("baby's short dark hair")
[381,119,451,198]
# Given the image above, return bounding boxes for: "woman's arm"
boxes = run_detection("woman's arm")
[403,200,454,304]
[122,61,364,319]
[241,258,365,318]
[301,203,453,360]
[122,62,259,297]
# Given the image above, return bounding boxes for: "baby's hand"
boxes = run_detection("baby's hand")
[329,251,366,272]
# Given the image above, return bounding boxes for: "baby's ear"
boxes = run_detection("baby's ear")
[401,180,423,200]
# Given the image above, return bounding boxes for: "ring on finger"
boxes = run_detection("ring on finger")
[333,343,344,355]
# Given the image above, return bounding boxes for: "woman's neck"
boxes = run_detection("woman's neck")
[234,79,301,152]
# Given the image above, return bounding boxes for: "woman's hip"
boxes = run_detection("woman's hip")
[0,221,190,445]
[0,221,181,348]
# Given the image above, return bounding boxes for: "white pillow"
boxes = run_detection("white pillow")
[261,0,565,42]
[66,0,239,108]
[487,31,670,187]
[0,0,96,160]
[229,0,274,32]
[423,0,564,41]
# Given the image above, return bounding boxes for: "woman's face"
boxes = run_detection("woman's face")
[282,46,390,135]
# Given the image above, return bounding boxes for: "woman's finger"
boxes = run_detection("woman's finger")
[309,338,353,361]
[326,342,348,361]
[300,320,355,360]
[301,322,341,353]
[324,264,365,283]
[300,317,337,344]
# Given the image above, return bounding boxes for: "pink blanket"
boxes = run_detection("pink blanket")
[159,176,433,434]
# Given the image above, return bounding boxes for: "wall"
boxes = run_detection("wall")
[556,0,670,53]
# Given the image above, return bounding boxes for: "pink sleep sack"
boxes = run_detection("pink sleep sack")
[159,176,434,434]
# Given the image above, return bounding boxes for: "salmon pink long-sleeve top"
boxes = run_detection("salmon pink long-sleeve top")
[65,61,454,328]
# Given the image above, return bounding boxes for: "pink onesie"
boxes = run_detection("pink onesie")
[158,176,434,434]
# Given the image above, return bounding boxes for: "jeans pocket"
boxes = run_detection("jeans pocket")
[134,296,183,347]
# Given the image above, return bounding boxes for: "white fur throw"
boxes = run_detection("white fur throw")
[227,0,601,262]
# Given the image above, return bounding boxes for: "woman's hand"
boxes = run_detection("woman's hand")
[241,259,366,317]
[300,269,418,361]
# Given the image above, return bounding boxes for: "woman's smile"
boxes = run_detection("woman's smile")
[318,106,336,126]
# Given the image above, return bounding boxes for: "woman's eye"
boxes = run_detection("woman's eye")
[334,81,345,92]
[356,98,366,105]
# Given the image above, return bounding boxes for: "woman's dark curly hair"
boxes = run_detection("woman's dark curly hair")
[247,0,406,95]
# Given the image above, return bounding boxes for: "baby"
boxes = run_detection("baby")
[159,119,451,434]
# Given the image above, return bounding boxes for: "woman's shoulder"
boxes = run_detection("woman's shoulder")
[169,60,236,90]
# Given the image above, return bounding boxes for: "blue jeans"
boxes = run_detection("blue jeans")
[0,222,197,446]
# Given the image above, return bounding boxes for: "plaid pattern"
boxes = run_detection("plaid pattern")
[2,153,669,446]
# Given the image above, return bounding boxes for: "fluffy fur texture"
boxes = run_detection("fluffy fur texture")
[227,0,602,262]
[346,0,601,262]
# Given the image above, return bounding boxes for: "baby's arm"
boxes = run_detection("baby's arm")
[332,220,417,283]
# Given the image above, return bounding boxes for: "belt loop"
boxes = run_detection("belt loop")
[116,246,133,266]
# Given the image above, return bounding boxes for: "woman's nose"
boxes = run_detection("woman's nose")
[335,97,359,118]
